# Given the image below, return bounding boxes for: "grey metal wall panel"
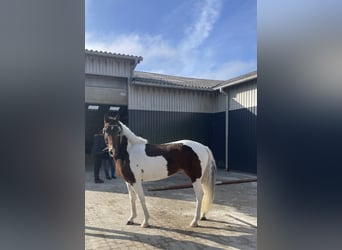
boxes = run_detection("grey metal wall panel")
[214,92,227,112]
[85,75,127,89]
[129,84,217,113]
[228,79,257,114]
[85,86,128,105]
[85,74,128,105]
[85,54,132,77]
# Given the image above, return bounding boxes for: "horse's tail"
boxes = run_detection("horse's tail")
[201,146,217,216]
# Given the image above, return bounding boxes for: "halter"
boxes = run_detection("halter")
[103,124,122,134]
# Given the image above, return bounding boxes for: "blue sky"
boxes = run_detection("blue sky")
[85,0,256,80]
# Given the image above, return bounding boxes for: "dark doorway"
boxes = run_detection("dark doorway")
[85,104,128,154]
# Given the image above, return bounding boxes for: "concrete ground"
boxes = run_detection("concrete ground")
[85,162,257,250]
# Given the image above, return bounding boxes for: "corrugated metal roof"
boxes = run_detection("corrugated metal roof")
[213,71,257,90]
[133,71,223,91]
[85,49,143,63]
[85,50,257,90]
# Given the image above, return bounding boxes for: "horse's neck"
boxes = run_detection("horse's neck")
[120,122,148,145]
[114,123,147,159]
[115,136,129,160]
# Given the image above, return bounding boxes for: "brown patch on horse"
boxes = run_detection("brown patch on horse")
[145,143,202,182]
[114,158,136,185]
[113,136,136,185]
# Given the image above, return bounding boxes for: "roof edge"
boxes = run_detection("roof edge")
[213,71,257,90]
[132,80,216,92]
[134,70,223,82]
[85,49,143,63]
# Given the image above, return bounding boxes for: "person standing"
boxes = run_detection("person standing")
[91,130,107,183]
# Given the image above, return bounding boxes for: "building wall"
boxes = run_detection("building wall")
[85,75,128,105]
[210,92,226,168]
[229,79,257,115]
[129,84,216,113]
[84,52,257,173]
[226,79,257,173]
[85,52,136,105]
[128,84,226,167]
[85,54,132,77]
[85,52,136,154]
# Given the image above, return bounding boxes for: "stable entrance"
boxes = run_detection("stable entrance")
[85,104,128,154]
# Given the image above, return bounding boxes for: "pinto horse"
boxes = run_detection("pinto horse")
[103,114,216,227]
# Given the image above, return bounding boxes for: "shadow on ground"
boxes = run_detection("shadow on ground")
[85,223,255,250]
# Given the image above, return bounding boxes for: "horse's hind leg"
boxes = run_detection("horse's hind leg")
[190,179,204,227]
[132,182,150,228]
[126,182,137,225]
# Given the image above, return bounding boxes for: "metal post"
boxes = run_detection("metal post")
[226,90,229,171]
[219,88,229,171]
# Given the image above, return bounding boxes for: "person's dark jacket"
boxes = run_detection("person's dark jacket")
[91,134,109,159]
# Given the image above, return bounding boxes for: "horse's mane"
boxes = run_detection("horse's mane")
[120,122,148,144]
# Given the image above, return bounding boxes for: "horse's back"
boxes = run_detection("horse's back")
[167,140,210,174]
[172,139,208,154]
[172,139,206,148]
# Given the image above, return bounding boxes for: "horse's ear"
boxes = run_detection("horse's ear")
[114,113,120,121]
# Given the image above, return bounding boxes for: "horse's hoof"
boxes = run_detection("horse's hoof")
[141,223,150,228]
[200,216,207,221]
[126,221,134,225]
[190,222,199,227]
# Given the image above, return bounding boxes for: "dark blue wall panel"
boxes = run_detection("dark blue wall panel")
[228,107,257,173]
[128,110,226,168]
[128,108,256,172]
[211,112,226,169]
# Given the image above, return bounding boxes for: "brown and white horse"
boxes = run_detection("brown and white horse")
[103,114,216,227]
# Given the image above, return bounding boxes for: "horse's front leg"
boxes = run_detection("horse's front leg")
[132,182,150,228]
[126,182,137,225]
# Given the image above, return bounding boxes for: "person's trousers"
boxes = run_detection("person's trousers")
[93,156,102,180]
[104,159,115,178]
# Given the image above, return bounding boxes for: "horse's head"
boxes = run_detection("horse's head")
[103,114,122,156]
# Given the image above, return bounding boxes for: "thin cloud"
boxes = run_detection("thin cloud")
[180,0,222,51]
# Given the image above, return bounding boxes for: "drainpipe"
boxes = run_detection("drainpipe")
[219,88,229,171]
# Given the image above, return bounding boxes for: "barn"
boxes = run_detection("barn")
[85,49,257,174]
